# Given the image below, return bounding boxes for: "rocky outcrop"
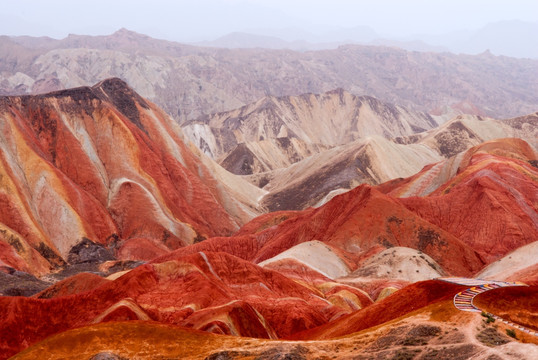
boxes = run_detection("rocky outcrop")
[398,112,538,158]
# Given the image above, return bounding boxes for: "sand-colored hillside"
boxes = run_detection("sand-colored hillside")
[258,136,442,210]
[183,89,438,166]
[476,241,538,281]
[343,247,446,283]
[258,240,350,279]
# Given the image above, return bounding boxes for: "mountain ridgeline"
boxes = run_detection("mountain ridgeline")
[1,29,537,123]
[182,89,440,174]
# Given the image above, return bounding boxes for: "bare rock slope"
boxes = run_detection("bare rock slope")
[182,89,439,171]
[257,112,537,210]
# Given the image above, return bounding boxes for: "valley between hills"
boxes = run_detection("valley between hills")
[0,31,537,360]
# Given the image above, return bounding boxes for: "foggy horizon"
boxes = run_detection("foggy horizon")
[2,1,537,39]
[1,0,538,58]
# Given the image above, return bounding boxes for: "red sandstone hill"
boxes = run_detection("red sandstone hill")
[154,183,485,277]
[389,138,538,264]
[291,280,467,340]
[0,251,373,358]
[13,281,536,359]
[1,137,537,357]
[0,78,263,276]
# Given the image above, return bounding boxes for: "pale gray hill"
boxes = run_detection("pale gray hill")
[252,112,537,211]
[182,89,440,173]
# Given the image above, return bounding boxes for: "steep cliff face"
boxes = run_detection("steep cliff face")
[0,79,263,275]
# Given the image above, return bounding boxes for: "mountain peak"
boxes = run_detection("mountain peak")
[92,78,150,132]
[112,28,142,37]
[325,87,349,96]
[115,27,131,34]
[93,77,132,92]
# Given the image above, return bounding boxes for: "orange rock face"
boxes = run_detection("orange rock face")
[0,79,255,274]
[291,280,467,340]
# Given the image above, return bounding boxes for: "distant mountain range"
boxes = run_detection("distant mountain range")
[1,28,537,124]
[200,20,538,59]
[196,30,449,53]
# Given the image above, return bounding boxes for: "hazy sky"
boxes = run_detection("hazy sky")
[2,0,538,41]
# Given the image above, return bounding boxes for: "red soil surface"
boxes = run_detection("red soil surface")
[291,280,467,340]
[473,286,538,331]
[33,272,110,299]
[116,237,169,261]
[0,251,369,358]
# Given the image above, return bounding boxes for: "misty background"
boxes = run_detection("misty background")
[1,0,538,58]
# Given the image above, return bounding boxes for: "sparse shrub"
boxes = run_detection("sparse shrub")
[481,311,495,323]
[402,337,427,346]
[392,348,421,360]
[506,329,518,339]
[477,327,510,347]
